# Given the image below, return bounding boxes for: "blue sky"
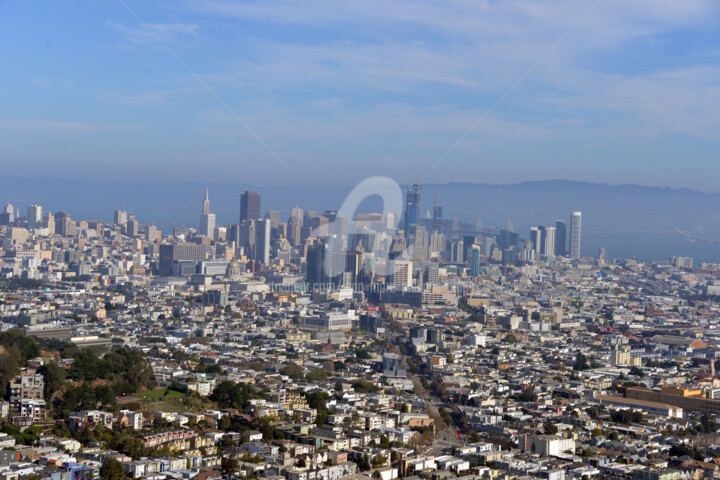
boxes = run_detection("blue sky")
[1,0,719,189]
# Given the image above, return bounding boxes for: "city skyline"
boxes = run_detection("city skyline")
[2,1,720,477]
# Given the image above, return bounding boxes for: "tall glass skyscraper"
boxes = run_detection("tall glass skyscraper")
[403,183,421,236]
[470,245,481,276]
[570,212,582,259]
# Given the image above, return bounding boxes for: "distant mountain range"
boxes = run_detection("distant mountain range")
[1,177,719,235]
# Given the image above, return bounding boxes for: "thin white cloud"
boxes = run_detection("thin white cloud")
[107,21,199,46]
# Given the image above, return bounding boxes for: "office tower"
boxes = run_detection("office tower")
[126,214,139,237]
[265,210,281,230]
[43,212,54,233]
[670,256,693,269]
[55,211,75,237]
[288,216,302,246]
[451,240,464,263]
[201,187,210,215]
[463,235,476,261]
[392,260,413,287]
[476,216,483,233]
[411,225,429,262]
[541,226,556,257]
[598,248,608,264]
[502,248,518,266]
[483,237,496,258]
[496,229,519,250]
[555,220,567,256]
[304,211,317,225]
[530,227,542,253]
[0,204,14,226]
[306,245,326,285]
[254,219,271,265]
[114,210,128,226]
[26,205,42,229]
[226,224,241,248]
[290,206,303,220]
[345,251,363,285]
[312,216,329,238]
[239,221,256,256]
[432,197,443,233]
[240,191,261,222]
[199,188,216,238]
[322,250,345,286]
[570,211,582,259]
[429,231,446,255]
[159,243,207,276]
[145,225,158,242]
[322,209,337,222]
[330,215,347,238]
[403,183,422,235]
[470,245,481,276]
[426,263,439,285]
[385,212,396,231]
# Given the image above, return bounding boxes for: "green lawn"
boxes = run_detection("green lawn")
[136,388,185,399]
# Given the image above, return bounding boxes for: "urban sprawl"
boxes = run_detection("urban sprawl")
[0,185,718,480]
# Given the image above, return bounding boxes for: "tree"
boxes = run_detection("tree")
[520,388,538,403]
[699,414,718,434]
[100,458,127,480]
[438,407,453,426]
[351,378,377,393]
[211,381,260,410]
[355,349,371,360]
[306,369,329,383]
[543,422,558,435]
[573,352,590,371]
[119,437,148,459]
[37,361,66,401]
[610,409,642,425]
[281,363,305,381]
[306,391,330,427]
[221,456,240,475]
[19,426,42,446]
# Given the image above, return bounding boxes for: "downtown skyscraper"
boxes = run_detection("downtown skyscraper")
[199,187,216,239]
[240,191,261,222]
[403,183,421,236]
[570,211,582,259]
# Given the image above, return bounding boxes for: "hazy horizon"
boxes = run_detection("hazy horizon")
[2,1,720,189]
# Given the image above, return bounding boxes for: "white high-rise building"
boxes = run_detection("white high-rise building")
[114,210,128,226]
[530,227,542,253]
[451,240,464,263]
[392,260,413,287]
[254,219,271,265]
[541,226,556,257]
[27,205,42,229]
[570,211,582,259]
[199,188,216,239]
